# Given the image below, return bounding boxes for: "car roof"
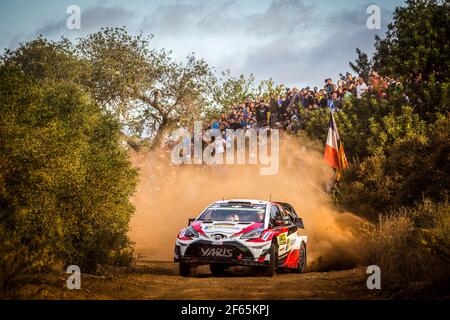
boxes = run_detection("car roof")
[213,199,271,206]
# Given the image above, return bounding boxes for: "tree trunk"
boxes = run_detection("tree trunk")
[150,118,168,150]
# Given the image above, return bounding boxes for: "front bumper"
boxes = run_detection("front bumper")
[174,239,270,266]
[174,256,269,266]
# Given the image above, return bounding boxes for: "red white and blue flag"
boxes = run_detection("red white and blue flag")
[324,112,348,178]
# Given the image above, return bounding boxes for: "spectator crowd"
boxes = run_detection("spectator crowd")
[205,72,405,134]
[167,71,408,158]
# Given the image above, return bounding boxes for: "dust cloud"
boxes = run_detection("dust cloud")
[129,133,365,271]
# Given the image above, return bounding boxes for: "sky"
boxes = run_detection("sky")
[0,0,405,88]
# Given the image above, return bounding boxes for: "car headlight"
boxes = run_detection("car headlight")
[183,226,199,238]
[240,228,264,240]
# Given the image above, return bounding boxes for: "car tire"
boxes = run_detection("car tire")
[295,242,307,273]
[179,263,192,277]
[210,263,226,276]
[263,242,278,277]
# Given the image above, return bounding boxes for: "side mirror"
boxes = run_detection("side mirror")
[295,217,304,229]
[188,218,195,226]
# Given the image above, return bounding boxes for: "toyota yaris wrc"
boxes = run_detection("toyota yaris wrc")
[174,199,307,277]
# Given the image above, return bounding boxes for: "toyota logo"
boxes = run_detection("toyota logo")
[212,234,225,240]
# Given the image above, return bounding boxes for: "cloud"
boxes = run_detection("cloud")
[140,0,316,38]
[140,0,242,37]
[2,0,396,88]
[237,4,393,87]
[137,0,393,87]
[3,4,135,49]
[36,4,134,36]
[246,0,315,37]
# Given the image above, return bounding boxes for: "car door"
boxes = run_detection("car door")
[283,208,299,255]
[269,205,289,257]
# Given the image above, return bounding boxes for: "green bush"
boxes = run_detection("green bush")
[334,115,449,218]
[0,227,52,296]
[0,65,138,293]
[417,201,450,265]
[361,201,450,292]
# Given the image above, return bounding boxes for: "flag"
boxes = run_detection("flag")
[339,142,348,170]
[324,112,349,180]
[324,112,340,169]
[335,142,349,181]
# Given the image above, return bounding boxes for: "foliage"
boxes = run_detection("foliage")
[0,65,138,288]
[1,36,87,84]
[333,113,449,220]
[256,78,286,100]
[349,48,372,82]
[213,71,256,111]
[420,201,450,265]
[372,0,450,83]
[212,71,286,113]
[2,28,217,148]
[297,0,450,292]
[361,201,450,292]
[77,27,217,147]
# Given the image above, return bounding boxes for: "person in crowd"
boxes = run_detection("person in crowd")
[214,133,226,163]
[343,88,353,101]
[325,78,334,96]
[327,92,342,110]
[356,77,369,98]
[269,95,279,126]
[346,73,356,94]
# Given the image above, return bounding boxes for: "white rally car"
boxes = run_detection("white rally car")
[174,199,307,277]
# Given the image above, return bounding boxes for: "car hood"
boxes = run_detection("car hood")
[191,221,264,238]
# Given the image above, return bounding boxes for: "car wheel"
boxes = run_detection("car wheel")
[179,263,192,277]
[295,242,307,273]
[210,264,226,276]
[263,242,278,277]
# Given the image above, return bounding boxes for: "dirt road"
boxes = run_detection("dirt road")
[22,261,380,300]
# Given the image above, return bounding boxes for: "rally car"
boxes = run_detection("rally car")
[174,199,307,277]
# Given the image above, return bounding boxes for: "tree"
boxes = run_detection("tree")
[0,65,138,277]
[335,115,449,220]
[349,48,372,82]
[213,72,286,114]
[213,70,256,112]
[256,78,286,100]
[1,36,87,84]
[372,0,450,83]
[77,27,216,148]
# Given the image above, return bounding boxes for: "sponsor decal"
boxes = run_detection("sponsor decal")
[191,222,206,235]
[211,233,226,240]
[279,233,287,245]
[200,247,234,258]
[204,224,241,231]
[262,231,272,241]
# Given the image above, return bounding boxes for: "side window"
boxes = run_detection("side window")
[204,210,211,220]
[269,205,281,226]
[279,206,293,226]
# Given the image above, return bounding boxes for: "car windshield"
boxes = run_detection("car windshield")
[197,203,266,223]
